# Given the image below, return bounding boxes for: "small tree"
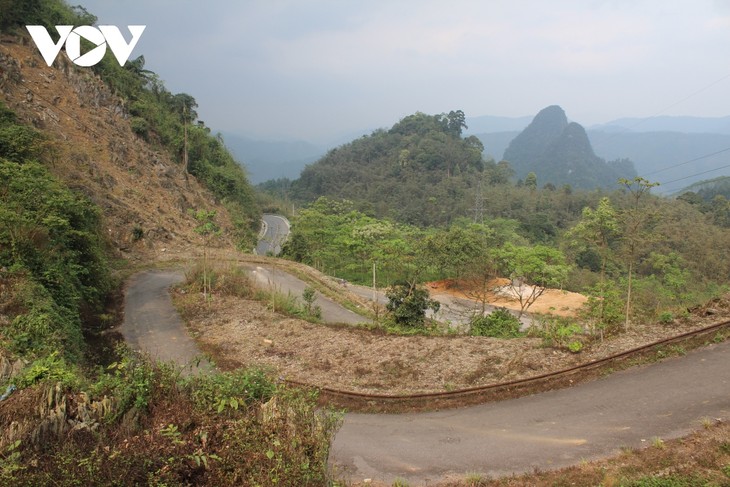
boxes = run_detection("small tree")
[385,282,440,328]
[189,209,220,300]
[567,197,620,325]
[496,244,569,317]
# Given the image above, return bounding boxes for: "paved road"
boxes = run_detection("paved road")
[255,214,290,256]
[120,270,211,374]
[331,340,730,485]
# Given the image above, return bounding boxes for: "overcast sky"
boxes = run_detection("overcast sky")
[78,0,730,143]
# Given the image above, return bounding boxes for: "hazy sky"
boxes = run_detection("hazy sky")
[78,0,730,143]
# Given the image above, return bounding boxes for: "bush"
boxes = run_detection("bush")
[385,282,440,328]
[470,308,522,338]
[533,315,585,351]
[188,367,277,414]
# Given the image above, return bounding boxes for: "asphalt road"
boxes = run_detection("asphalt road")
[255,214,290,256]
[120,270,211,374]
[331,340,730,485]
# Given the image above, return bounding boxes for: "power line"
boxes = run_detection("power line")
[640,147,730,177]
[658,162,730,188]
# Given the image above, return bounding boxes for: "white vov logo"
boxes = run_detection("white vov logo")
[26,25,146,67]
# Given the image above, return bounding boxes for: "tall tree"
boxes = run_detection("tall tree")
[618,177,660,327]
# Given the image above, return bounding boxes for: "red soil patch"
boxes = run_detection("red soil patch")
[426,278,587,317]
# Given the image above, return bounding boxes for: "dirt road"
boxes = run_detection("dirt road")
[331,340,730,485]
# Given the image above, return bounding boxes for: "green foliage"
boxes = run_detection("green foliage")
[17,351,80,389]
[95,352,157,415]
[301,287,322,319]
[189,368,277,414]
[0,107,112,362]
[0,440,24,481]
[581,280,624,336]
[0,0,96,31]
[533,315,584,350]
[385,282,440,328]
[291,111,489,227]
[495,243,570,316]
[283,197,423,284]
[470,308,523,338]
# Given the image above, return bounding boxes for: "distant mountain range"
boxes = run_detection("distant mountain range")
[221,133,325,184]
[224,112,730,192]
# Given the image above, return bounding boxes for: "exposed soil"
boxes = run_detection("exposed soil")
[174,272,730,395]
[427,278,587,317]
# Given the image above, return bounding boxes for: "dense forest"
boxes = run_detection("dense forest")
[291,110,499,227]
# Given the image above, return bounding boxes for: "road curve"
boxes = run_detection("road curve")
[255,214,290,256]
[330,340,730,485]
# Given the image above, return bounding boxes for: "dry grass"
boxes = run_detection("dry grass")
[174,268,730,396]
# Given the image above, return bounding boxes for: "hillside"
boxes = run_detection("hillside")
[502,105,637,189]
[0,37,257,258]
[291,110,493,227]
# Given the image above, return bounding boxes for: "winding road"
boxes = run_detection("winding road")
[255,214,290,256]
[331,341,730,485]
[120,217,730,485]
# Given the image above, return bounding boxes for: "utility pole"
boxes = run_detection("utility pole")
[183,103,190,186]
[471,175,485,224]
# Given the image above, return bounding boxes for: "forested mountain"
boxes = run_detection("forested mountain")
[502,106,636,189]
[291,110,508,227]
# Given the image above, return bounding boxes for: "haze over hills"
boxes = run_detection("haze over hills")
[500,106,636,189]
[236,110,730,192]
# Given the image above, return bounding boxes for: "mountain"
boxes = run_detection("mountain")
[587,131,730,193]
[591,115,730,134]
[222,134,325,184]
[502,106,636,189]
[0,33,259,255]
[290,111,493,227]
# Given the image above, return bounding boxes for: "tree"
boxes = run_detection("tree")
[524,172,538,190]
[618,177,659,327]
[385,282,440,328]
[190,209,220,300]
[444,109,467,137]
[567,197,620,324]
[495,244,569,317]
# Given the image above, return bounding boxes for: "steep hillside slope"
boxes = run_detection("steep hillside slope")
[0,37,245,258]
[503,105,636,189]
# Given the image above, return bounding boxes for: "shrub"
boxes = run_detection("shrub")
[470,308,522,338]
[385,282,440,328]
